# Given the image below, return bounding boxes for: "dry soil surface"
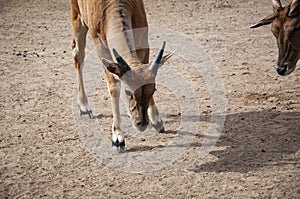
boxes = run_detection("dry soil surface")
[1,0,300,198]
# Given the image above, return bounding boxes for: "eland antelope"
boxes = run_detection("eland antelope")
[251,0,300,76]
[70,0,173,152]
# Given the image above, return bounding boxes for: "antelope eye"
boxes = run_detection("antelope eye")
[290,30,300,50]
[272,26,280,35]
[294,26,300,32]
[153,88,157,94]
[149,88,156,96]
[125,89,133,99]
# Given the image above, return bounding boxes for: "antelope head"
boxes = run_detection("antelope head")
[102,41,174,131]
[251,0,300,76]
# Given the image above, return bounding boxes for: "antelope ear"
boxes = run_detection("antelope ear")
[250,13,276,28]
[100,48,133,79]
[289,0,300,16]
[160,51,175,65]
[101,58,125,78]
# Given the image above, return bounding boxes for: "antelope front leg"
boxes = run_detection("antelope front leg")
[71,7,92,118]
[75,60,92,118]
[148,98,165,133]
[107,75,125,153]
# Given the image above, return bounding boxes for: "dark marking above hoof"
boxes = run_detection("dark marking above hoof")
[112,139,125,147]
[112,140,125,153]
[80,110,93,119]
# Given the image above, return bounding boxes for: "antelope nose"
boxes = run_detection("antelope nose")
[277,65,288,76]
[136,120,148,127]
[136,121,143,127]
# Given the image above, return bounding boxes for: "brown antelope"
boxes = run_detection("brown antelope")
[70,0,173,152]
[251,0,300,76]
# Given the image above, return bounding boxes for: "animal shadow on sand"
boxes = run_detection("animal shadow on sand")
[127,110,300,173]
[190,110,300,173]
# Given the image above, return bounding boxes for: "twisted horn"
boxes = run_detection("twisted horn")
[289,0,300,16]
[149,41,166,75]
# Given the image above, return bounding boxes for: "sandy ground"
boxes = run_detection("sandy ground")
[1,0,300,198]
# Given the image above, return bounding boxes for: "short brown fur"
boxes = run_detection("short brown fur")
[251,0,300,76]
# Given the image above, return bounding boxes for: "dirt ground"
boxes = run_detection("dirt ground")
[1,0,300,198]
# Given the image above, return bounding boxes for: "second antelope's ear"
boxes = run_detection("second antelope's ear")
[250,13,276,28]
[289,0,300,16]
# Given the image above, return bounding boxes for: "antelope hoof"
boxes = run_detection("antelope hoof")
[112,140,125,153]
[152,120,165,133]
[80,109,93,119]
[159,127,165,133]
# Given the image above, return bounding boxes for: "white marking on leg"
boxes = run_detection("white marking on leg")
[112,125,124,143]
[148,105,161,125]
[80,18,85,27]
[109,81,124,142]
[73,44,89,112]
[110,82,121,123]
[148,105,164,132]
